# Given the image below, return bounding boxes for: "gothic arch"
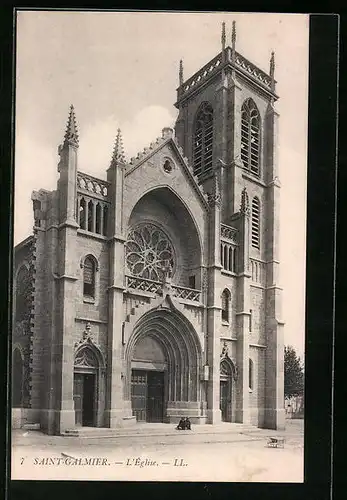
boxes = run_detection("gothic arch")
[80,253,99,271]
[220,356,237,422]
[74,341,105,370]
[126,186,203,286]
[73,341,106,428]
[125,307,203,403]
[126,186,203,254]
[220,355,237,382]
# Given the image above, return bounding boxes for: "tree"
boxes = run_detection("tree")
[284,345,304,399]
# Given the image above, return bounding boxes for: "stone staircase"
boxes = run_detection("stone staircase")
[61,422,257,439]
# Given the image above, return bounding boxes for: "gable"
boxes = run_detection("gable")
[123,139,208,246]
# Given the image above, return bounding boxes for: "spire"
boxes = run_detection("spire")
[270,51,276,101]
[179,59,184,86]
[231,20,236,50]
[270,51,275,78]
[110,128,125,167]
[240,187,250,215]
[221,22,226,51]
[63,104,79,147]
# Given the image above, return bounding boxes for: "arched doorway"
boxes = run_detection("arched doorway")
[73,344,105,427]
[220,358,235,422]
[131,336,167,422]
[126,307,202,423]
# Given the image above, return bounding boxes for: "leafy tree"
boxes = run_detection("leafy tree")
[284,345,304,399]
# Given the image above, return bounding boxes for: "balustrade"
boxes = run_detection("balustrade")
[125,276,201,303]
[77,171,109,198]
[178,50,273,101]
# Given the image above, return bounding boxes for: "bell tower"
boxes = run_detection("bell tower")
[175,22,285,430]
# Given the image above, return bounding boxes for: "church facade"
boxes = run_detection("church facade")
[12,23,285,435]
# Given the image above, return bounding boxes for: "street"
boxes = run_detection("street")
[11,419,304,482]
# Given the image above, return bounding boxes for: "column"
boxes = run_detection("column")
[205,175,222,424]
[235,203,251,424]
[264,102,285,430]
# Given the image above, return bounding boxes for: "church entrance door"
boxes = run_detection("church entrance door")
[220,380,231,422]
[73,372,96,427]
[131,370,164,423]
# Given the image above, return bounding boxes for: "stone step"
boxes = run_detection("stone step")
[62,423,256,439]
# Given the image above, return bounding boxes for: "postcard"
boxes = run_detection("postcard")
[11,10,308,482]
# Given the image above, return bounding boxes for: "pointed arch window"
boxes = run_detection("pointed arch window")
[79,198,86,230]
[251,197,260,249]
[221,289,230,323]
[241,98,260,176]
[193,102,214,178]
[83,256,96,298]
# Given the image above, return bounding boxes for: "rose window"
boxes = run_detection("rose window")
[125,224,175,281]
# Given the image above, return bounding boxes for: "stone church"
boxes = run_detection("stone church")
[12,22,285,435]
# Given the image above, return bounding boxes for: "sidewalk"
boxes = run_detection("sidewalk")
[12,419,303,448]
[11,420,304,482]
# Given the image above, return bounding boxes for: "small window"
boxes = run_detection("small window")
[95,203,102,234]
[251,197,260,249]
[249,358,254,390]
[249,309,253,332]
[79,198,86,229]
[87,200,93,232]
[188,275,196,289]
[83,257,96,298]
[103,206,108,236]
[221,289,230,323]
[163,159,173,173]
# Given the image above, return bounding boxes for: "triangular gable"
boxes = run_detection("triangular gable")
[124,136,209,211]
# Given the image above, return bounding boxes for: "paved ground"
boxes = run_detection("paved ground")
[11,419,304,482]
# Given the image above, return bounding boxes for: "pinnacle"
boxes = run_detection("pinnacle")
[64,104,79,147]
[270,51,275,77]
[221,22,226,49]
[111,128,126,166]
[231,20,236,46]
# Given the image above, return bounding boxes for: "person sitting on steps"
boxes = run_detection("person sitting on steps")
[176,417,186,430]
[185,417,191,430]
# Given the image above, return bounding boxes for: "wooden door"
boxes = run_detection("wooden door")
[220,380,228,422]
[74,373,84,426]
[131,370,147,422]
[82,373,95,426]
[147,371,164,422]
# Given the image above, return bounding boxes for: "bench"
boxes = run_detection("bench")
[267,436,285,448]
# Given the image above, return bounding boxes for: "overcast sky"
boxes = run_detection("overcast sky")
[15,11,309,358]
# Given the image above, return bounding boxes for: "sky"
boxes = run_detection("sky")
[14,11,309,358]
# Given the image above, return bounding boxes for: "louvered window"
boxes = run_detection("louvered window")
[193,103,214,178]
[83,257,95,298]
[241,98,260,176]
[251,197,260,249]
[221,289,230,323]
